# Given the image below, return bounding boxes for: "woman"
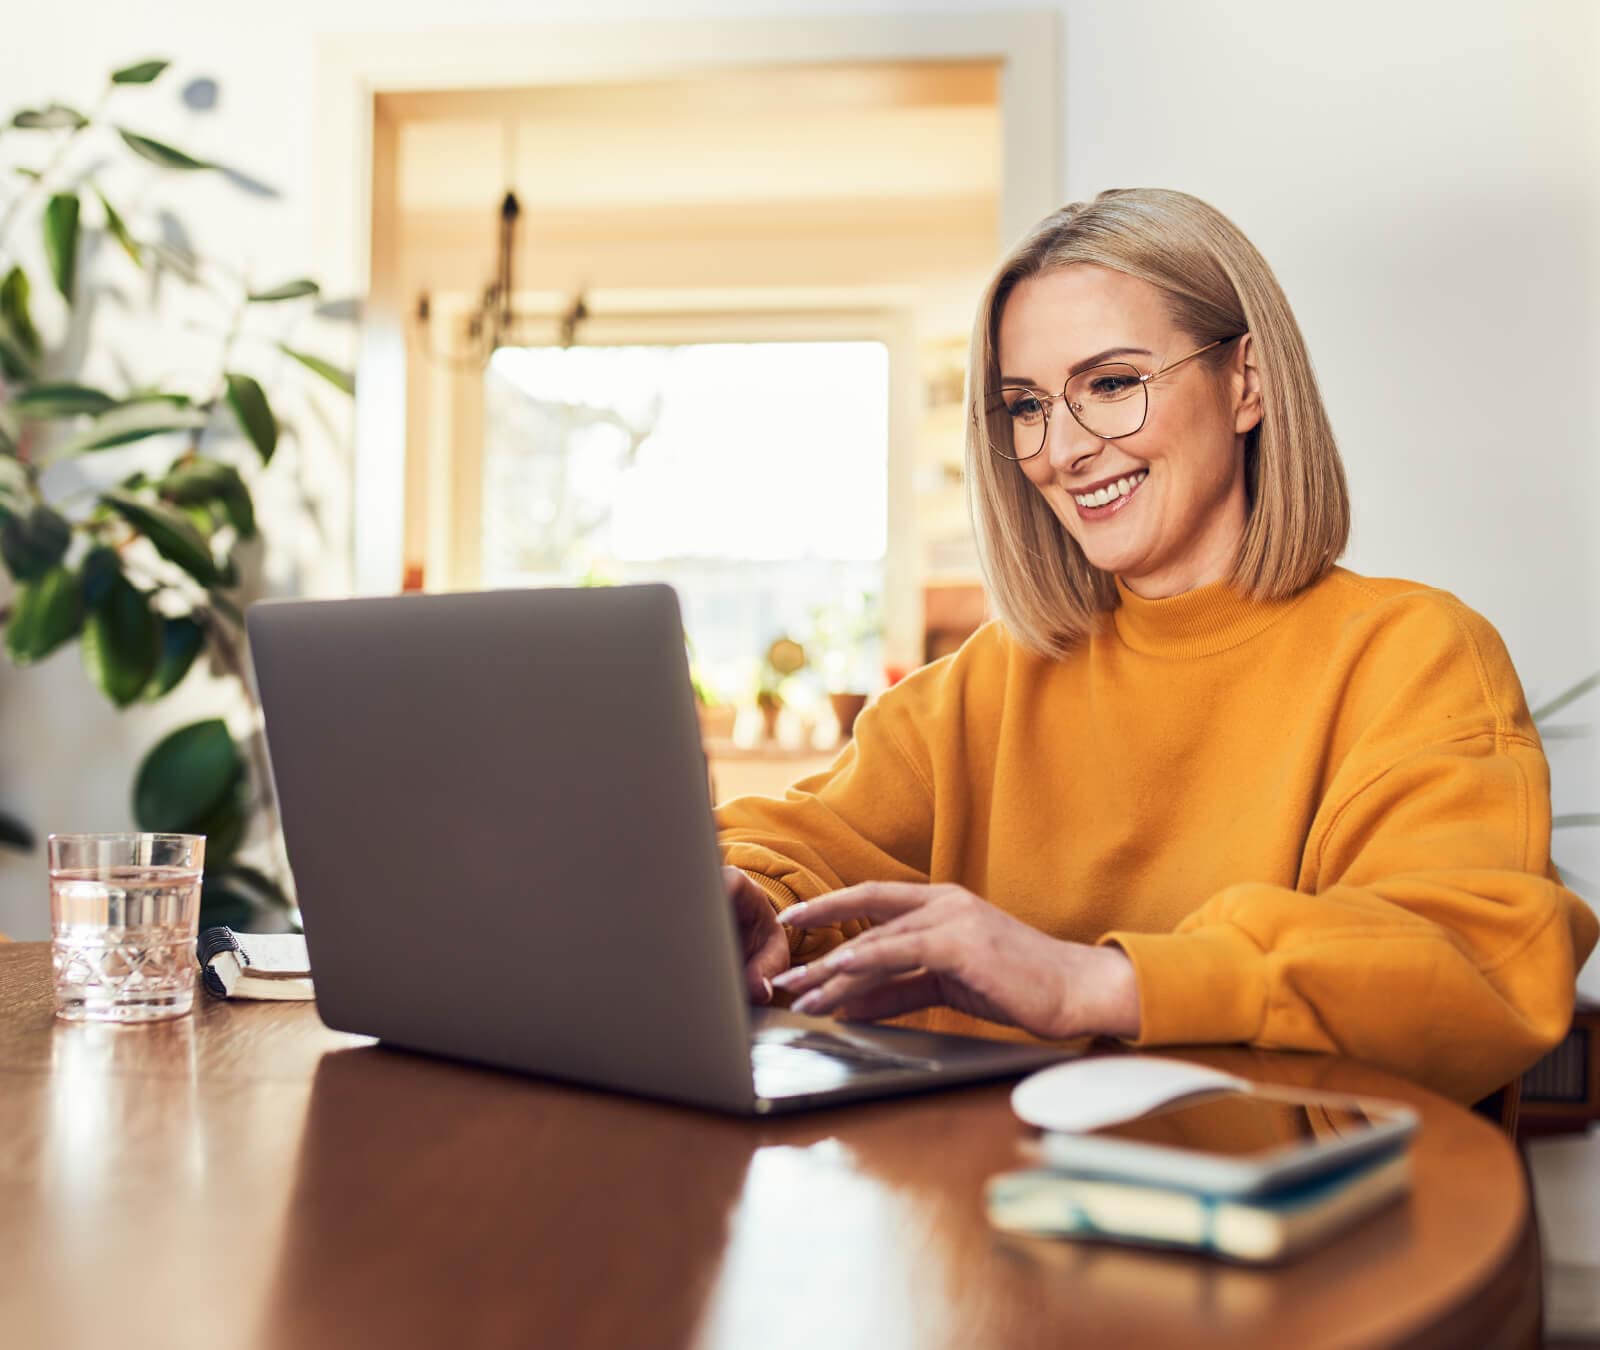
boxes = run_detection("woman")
[714,188,1596,1104]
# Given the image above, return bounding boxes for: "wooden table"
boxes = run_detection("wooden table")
[0,943,1540,1350]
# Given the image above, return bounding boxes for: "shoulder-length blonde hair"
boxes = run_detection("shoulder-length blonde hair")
[967,188,1349,658]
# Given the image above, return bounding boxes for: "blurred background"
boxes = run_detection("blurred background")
[0,0,1594,986]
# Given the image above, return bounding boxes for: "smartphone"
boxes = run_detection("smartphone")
[1038,1085,1419,1196]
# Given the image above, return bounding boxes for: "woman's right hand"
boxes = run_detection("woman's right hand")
[723,866,792,1004]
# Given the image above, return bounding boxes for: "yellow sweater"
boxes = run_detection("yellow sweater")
[716,567,1598,1103]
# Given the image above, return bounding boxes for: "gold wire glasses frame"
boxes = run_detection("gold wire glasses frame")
[990,334,1246,461]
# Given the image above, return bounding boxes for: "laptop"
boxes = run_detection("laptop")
[246,583,1072,1114]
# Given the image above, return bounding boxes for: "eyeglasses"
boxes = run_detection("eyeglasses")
[989,335,1244,461]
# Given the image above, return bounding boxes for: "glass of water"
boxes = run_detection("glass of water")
[49,833,206,1023]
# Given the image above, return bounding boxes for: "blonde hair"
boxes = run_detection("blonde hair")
[966,188,1349,658]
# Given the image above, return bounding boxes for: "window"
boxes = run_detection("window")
[482,340,888,701]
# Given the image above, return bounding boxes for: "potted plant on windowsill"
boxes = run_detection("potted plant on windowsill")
[808,591,883,742]
[755,636,806,742]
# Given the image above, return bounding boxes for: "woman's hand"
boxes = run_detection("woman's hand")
[768,881,1141,1041]
[723,866,792,1004]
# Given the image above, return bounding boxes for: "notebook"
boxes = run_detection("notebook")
[245,583,1072,1114]
[197,927,314,1001]
[985,1147,1411,1263]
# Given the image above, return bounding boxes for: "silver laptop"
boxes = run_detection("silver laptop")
[246,584,1070,1114]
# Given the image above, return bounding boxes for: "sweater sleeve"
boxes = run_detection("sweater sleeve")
[715,685,936,964]
[1101,600,1600,1104]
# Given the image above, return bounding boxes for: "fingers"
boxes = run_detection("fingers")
[831,970,943,1022]
[771,930,933,1014]
[778,881,937,929]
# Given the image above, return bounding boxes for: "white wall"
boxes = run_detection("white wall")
[2,1,1595,989]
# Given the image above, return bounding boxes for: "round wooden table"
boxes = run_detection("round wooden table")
[0,943,1539,1349]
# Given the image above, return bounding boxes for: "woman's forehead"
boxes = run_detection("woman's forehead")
[999,265,1173,373]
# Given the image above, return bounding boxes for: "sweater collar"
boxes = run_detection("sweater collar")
[1111,574,1304,657]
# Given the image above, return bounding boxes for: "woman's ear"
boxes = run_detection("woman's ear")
[1233,332,1263,435]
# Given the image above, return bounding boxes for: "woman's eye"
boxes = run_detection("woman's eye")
[1006,394,1045,422]
[1088,375,1139,399]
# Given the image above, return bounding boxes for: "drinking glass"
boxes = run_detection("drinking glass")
[48,833,205,1023]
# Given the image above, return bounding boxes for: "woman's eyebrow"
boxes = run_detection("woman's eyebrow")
[1001,346,1155,386]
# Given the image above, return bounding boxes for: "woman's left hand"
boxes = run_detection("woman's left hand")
[769,881,1141,1041]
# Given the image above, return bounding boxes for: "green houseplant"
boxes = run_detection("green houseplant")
[0,57,354,924]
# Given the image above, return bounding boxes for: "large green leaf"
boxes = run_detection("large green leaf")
[5,565,82,663]
[111,59,170,85]
[101,490,218,585]
[0,267,41,362]
[0,811,34,851]
[247,279,319,303]
[79,544,123,608]
[189,774,249,861]
[162,457,255,537]
[95,189,143,268]
[117,129,210,171]
[82,570,161,708]
[43,193,79,299]
[51,401,208,459]
[12,105,88,131]
[224,372,277,463]
[133,718,242,832]
[144,614,205,699]
[279,343,355,396]
[0,504,71,580]
[12,382,117,420]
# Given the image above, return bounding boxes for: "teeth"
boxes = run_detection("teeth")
[1074,470,1147,508]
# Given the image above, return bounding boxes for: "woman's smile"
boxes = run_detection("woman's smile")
[1070,467,1148,521]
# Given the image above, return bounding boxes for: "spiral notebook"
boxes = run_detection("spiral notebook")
[196,927,315,1001]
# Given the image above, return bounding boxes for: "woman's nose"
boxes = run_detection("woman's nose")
[1045,404,1103,472]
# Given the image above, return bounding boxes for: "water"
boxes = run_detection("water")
[50,866,202,1022]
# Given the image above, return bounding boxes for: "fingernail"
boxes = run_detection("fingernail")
[760,977,772,1003]
[771,965,805,989]
[792,991,822,1014]
[828,947,855,967]
[779,903,808,926]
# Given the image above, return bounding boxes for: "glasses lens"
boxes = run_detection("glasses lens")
[1065,363,1146,439]
[995,386,1047,460]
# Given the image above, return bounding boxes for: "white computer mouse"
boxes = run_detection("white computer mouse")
[1010,1056,1248,1134]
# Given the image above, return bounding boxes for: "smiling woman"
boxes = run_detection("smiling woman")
[713,188,1598,1105]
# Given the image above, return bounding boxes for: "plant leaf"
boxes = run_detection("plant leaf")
[0,504,72,580]
[81,570,161,707]
[189,776,249,862]
[13,382,117,420]
[279,343,354,396]
[247,279,318,303]
[162,456,255,537]
[0,454,30,509]
[208,860,293,909]
[1531,671,1600,723]
[117,128,210,171]
[79,545,122,608]
[95,189,143,267]
[133,718,242,832]
[0,313,37,380]
[144,614,205,699]
[0,811,34,851]
[5,565,82,663]
[112,59,171,85]
[198,877,255,928]
[101,490,218,585]
[224,372,277,463]
[12,104,89,131]
[0,267,41,361]
[51,401,208,459]
[43,193,79,299]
